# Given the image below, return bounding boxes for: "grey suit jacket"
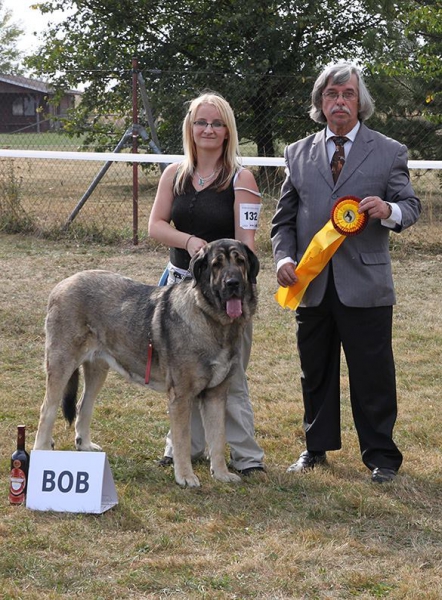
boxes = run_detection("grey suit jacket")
[271,123,421,307]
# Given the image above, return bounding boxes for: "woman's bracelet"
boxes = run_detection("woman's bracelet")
[185,235,195,251]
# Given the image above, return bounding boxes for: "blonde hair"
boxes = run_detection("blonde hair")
[174,92,241,194]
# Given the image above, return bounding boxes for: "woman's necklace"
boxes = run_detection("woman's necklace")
[196,168,219,187]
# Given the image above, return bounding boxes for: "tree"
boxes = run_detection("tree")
[0,0,25,74]
[365,1,442,159]
[25,1,433,157]
[395,1,441,130]
[393,1,441,80]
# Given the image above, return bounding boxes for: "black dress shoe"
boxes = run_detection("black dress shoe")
[286,450,327,473]
[157,455,173,467]
[371,467,397,483]
[236,466,266,477]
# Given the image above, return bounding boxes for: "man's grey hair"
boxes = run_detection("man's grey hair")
[309,62,375,124]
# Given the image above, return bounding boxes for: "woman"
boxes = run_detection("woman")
[148,91,265,476]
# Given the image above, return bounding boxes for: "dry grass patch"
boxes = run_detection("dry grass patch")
[1,231,441,599]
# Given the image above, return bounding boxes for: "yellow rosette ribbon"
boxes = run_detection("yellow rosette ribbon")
[275,196,368,310]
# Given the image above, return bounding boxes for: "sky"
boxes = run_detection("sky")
[3,0,67,53]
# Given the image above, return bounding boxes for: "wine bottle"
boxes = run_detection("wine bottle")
[9,425,30,505]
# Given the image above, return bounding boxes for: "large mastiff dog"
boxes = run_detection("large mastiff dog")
[33,239,259,487]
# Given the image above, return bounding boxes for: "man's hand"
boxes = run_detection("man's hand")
[277,262,298,287]
[358,196,392,220]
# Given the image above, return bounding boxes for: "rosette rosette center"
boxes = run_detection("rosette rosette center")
[331,196,368,236]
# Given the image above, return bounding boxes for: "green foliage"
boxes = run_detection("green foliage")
[397,1,442,79]
[0,0,25,74]
[365,74,441,160]
[369,1,442,138]
[25,0,414,156]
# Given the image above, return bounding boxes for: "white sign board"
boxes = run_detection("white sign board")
[26,450,118,513]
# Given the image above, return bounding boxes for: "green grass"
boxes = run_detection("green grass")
[0,229,441,599]
[0,132,87,150]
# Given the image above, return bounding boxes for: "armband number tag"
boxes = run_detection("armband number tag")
[239,203,261,230]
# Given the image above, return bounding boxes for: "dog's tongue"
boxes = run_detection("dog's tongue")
[226,298,242,319]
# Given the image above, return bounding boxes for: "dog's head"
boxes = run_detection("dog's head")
[190,239,259,321]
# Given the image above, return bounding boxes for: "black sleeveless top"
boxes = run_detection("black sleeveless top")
[170,180,235,270]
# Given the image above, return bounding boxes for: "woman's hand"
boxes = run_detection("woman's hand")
[186,235,207,257]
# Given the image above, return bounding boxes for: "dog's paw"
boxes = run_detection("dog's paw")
[212,470,242,483]
[75,437,102,452]
[174,470,201,488]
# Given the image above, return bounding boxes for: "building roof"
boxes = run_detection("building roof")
[0,73,80,95]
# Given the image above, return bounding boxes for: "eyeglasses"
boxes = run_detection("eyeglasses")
[193,119,226,129]
[322,91,358,101]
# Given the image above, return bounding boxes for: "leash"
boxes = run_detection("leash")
[145,342,153,384]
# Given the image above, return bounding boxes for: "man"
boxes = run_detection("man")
[271,62,421,483]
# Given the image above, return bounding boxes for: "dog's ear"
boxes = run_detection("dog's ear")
[190,246,208,285]
[244,245,260,283]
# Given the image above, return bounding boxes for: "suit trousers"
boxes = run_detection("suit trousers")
[296,270,403,472]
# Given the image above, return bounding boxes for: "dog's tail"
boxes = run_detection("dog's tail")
[62,369,79,426]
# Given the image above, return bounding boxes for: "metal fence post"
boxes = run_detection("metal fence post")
[132,56,139,245]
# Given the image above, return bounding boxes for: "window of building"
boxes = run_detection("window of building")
[12,94,37,116]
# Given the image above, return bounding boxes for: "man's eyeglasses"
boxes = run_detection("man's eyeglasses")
[193,120,226,129]
[322,91,358,101]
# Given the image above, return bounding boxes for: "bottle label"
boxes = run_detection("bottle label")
[9,463,27,504]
